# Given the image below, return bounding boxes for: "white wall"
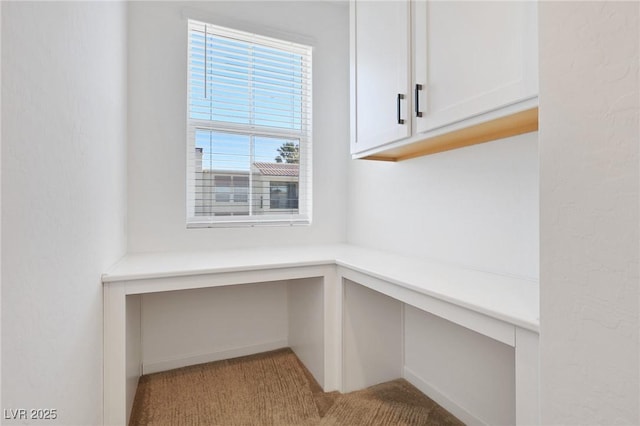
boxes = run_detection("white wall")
[404,307,515,426]
[127,1,349,253]
[348,132,539,280]
[141,282,289,374]
[539,2,639,424]
[347,80,539,422]
[0,0,4,411]
[1,2,128,425]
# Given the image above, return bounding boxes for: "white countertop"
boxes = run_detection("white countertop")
[102,244,342,282]
[103,243,539,332]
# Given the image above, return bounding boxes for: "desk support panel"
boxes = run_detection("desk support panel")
[103,282,128,426]
[515,328,540,425]
[342,279,404,392]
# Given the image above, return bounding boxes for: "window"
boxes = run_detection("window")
[212,175,249,203]
[214,176,232,202]
[233,176,249,203]
[187,20,312,227]
[270,182,298,210]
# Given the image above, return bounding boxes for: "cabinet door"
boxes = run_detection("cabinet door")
[351,0,412,154]
[414,1,538,134]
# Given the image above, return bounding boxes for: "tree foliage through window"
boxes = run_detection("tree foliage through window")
[274,141,300,164]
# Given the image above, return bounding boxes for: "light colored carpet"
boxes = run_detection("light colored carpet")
[130,349,322,425]
[319,379,463,426]
[129,348,463,426]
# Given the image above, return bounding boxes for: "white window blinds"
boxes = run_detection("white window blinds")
[186,19,312,227]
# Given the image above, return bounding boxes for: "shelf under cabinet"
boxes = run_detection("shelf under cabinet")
[357,107,539,162]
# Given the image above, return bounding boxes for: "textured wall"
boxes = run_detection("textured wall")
[539,2,639,424]
[1,3,128,424]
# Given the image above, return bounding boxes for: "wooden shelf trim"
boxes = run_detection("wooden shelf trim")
[363,107,539,162]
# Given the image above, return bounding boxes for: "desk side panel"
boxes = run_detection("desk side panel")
[515,327,540,425]
[288,277,325,389]
[126,294,142,424]
[342,279,403,392]
[104,282,127,426]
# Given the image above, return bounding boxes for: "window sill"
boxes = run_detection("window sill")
[187,217,311,229]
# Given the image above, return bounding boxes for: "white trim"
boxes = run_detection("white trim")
[349,0,357,151]
[187,216,310,228]
[404,366,487,426]
[189,121,310,139]
[181,7,317,48]
[142,339,289,375]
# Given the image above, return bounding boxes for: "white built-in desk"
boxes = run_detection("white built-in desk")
[102,244,539,425]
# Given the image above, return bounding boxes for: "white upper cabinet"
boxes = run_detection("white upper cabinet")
[351,1,539,161]
[414,1,538,133]
[350,0,412,155]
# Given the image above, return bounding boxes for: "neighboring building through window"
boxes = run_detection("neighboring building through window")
[186,20,312,227]
[270,183,298,210]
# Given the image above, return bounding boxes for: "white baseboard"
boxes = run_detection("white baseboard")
[143,339,289,375]
[403,366,487,426]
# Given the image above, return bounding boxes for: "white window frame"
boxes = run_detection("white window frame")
[186,19,313,228]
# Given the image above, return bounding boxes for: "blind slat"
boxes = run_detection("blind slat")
[187,19,312,226]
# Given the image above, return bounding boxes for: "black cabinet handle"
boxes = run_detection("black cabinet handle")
[397,93,405,125]
[415,84,423,117]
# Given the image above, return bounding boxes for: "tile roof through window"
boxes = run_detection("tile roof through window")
[253,162,299,177]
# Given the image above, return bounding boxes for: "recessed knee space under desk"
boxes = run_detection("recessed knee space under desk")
[103,244,539,426]
[341,278,516,425]
[116,276,330,425]
[139,280,324,377]
[336,262,539,426]
[104,261,338,426]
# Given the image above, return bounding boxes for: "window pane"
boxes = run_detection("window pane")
[214,176,232,202]
[188,27,307,131]
[233,176,249,203]
[187,20,311,225]
[254,136,299,164]
[270,182,299,210]
[194,131,251,217]
[195,130,250,171]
